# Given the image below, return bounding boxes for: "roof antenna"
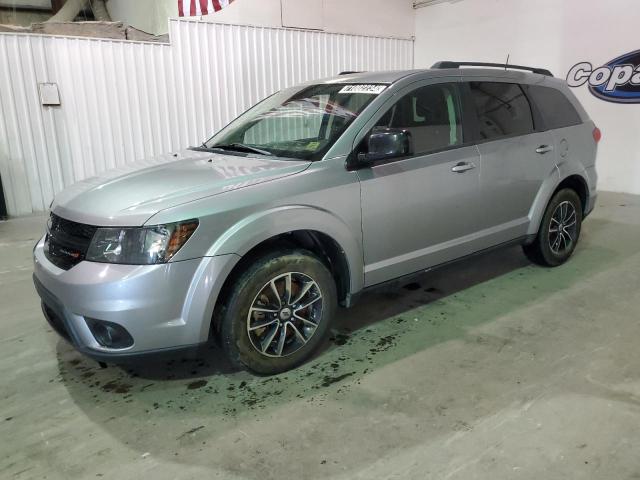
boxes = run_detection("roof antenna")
[505,54,510,70]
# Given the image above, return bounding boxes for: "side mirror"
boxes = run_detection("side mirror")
[357,128,413,165]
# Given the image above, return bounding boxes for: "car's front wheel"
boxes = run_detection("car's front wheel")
[523,188,583,267]
[219,249,337,374]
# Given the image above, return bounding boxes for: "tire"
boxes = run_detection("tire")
[523,188,583,267]
[218,249,337,374]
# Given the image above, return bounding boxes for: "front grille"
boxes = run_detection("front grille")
[44,213,97,270]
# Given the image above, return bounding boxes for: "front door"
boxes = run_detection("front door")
[355,81,484,287]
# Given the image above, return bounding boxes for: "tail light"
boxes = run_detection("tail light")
[592,127,602,144]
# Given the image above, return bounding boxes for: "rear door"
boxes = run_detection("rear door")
[524,84,589,173]
[466,80,557,244]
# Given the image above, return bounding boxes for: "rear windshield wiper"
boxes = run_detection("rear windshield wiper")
[206,143,273,156]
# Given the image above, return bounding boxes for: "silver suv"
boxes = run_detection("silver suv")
[33,62,599,374]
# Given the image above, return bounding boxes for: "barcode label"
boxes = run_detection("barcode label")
[339,84,387,95]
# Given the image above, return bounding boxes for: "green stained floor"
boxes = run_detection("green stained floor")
[1,192,640,479]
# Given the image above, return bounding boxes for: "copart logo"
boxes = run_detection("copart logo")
[567,49,640,103]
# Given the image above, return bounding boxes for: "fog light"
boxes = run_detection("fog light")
[85,318,134,349]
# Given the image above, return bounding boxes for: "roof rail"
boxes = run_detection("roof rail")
[339,71,363,75]
[431,61,553,77]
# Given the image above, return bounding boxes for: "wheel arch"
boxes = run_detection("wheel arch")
[553,174,589,214]
[527,169,590,238]
[205,206,363,336]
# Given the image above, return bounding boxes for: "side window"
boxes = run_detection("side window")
[469,82,534,140]
[526,85,582,129]
[374,83,463,155]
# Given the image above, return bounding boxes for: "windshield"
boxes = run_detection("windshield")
[204,83,387,161]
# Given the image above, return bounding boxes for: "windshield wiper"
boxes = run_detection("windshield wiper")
[207,143,273,156]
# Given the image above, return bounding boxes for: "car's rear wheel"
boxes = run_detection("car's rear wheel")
[219,249,336,374]
[523,188,583,267]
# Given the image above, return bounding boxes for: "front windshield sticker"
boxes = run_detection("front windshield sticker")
[339,84,387,95]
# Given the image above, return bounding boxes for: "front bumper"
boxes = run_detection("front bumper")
[33,236,240,362]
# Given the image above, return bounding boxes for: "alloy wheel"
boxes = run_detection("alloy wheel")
[246,272,323,358]
[548,200,578,255]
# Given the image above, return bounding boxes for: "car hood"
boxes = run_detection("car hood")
[52,149,310,226]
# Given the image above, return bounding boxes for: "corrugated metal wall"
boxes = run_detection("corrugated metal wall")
[0,19,414,216]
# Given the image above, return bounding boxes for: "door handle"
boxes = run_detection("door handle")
[451,162,476,173]
[536,145,554,154]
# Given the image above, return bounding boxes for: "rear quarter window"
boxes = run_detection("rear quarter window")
[526,85,582,130]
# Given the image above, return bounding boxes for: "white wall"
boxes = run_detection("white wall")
[0,0,51,26]
[106,0,415,38]
[0,20,413,215]
[414,0,640,195]
[105,0,177,35]
[208,0,415,38]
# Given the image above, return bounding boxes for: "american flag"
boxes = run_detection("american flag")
[178,0,235,17]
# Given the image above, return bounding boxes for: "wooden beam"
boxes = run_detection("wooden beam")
[32,20,126,39]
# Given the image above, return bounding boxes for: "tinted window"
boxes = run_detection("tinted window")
[469,82,534,140]
[527,85,582,129]
[374,83,463,154]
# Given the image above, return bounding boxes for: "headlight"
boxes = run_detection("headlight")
[86,220,198,265]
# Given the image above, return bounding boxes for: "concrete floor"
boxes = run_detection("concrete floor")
[1,191,640,480]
